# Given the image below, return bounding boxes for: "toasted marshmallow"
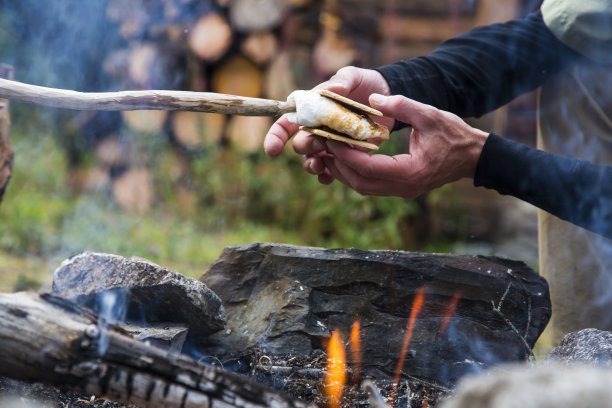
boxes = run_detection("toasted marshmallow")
[286,90,388,141]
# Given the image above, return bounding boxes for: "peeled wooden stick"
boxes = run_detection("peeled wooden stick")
[0,78,295,116]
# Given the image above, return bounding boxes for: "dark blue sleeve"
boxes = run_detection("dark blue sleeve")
[375,11,581,121]
[474,134,612,239]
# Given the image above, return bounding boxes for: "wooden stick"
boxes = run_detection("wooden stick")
[0,78,295,116]
[0,66,13,205]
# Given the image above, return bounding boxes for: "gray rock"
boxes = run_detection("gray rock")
[547,328,612,366]
[199,243,551,387]
[46,252,226,339]
[439,363,612,408]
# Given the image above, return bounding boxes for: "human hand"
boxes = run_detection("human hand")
[321,94,489,198]
[263,66,393,184]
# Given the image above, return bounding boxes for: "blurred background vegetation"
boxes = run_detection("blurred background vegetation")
[0,0,541,292]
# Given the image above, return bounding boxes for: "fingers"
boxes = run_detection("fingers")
[369,94,439,129]
[293,131,327,155]
[326,140,409,180]
[324,152,415,197]
[263,115,300,157]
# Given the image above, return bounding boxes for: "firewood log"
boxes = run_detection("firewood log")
[378,14,474,43]
[312,28,357,76]
[230,0,287,32]
[128,43,160,88]
[94,137,128,168]
[0,292,314,408]
[474,0,519,25]
[122,110,168,134]
[107,0,152,40]
[67,166,111,193]
[188,13,232,62]
[264,51,297,102]
[211,55,263,98]
[112,168,154,214]
[171,111,226,148]
[226,116,272,153]
[241,31,278,65]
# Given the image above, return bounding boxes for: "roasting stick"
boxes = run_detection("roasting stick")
[0,78,385,150]
[0,78,296,116]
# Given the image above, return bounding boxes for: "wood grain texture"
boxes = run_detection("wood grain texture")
[0,78,295,116]
[0,65,13,204]
[0,292,314,408]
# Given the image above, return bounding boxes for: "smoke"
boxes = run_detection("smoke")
[96,287,129,356]
[0,0,121,90]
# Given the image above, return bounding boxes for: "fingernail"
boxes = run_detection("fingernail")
[370,93,385,105]
[309,161,321,175]
[328,82,346,91]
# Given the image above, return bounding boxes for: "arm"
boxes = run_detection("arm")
[376,11,581,120]
[475,134,612,239]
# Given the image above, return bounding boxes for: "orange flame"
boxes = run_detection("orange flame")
[439,291,461,335]
[349,319,361,385]
[391,286,426,405]
[325,329,346,408]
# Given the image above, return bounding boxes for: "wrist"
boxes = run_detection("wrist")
[463,128,489,179]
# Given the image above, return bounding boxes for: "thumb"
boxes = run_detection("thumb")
[322,66,364,96]
[369,94,433,128]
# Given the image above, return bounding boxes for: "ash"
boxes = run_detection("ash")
[0,346,449,407]
[0,378,137,408]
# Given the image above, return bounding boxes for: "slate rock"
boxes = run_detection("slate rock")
[546,328,612,366]
[199,243,551,387]
[46,252,226,339]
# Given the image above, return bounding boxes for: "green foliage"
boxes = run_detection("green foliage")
[0,125,73,255]
[0,114,426,283]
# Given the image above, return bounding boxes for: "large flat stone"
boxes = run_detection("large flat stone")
[199,243,551,386]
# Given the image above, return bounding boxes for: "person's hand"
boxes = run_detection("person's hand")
[263,66,394,184]
[321,94,489,199]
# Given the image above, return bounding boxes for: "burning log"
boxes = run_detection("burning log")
[0,291,314,408]
[0,64,13,204]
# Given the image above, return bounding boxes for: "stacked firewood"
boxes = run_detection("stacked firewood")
[76,0,527,214]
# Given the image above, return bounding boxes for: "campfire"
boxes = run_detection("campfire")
[0,244,552,407]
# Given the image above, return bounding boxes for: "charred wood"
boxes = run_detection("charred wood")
[0,292,314,408]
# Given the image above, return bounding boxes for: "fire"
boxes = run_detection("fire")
[325,329,347,408]
[439,291,461,335]
[349,319,361,385]
[391,286,426,405]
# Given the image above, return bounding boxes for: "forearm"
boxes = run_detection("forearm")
[376,11,580,119]
[475,134,612,239]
